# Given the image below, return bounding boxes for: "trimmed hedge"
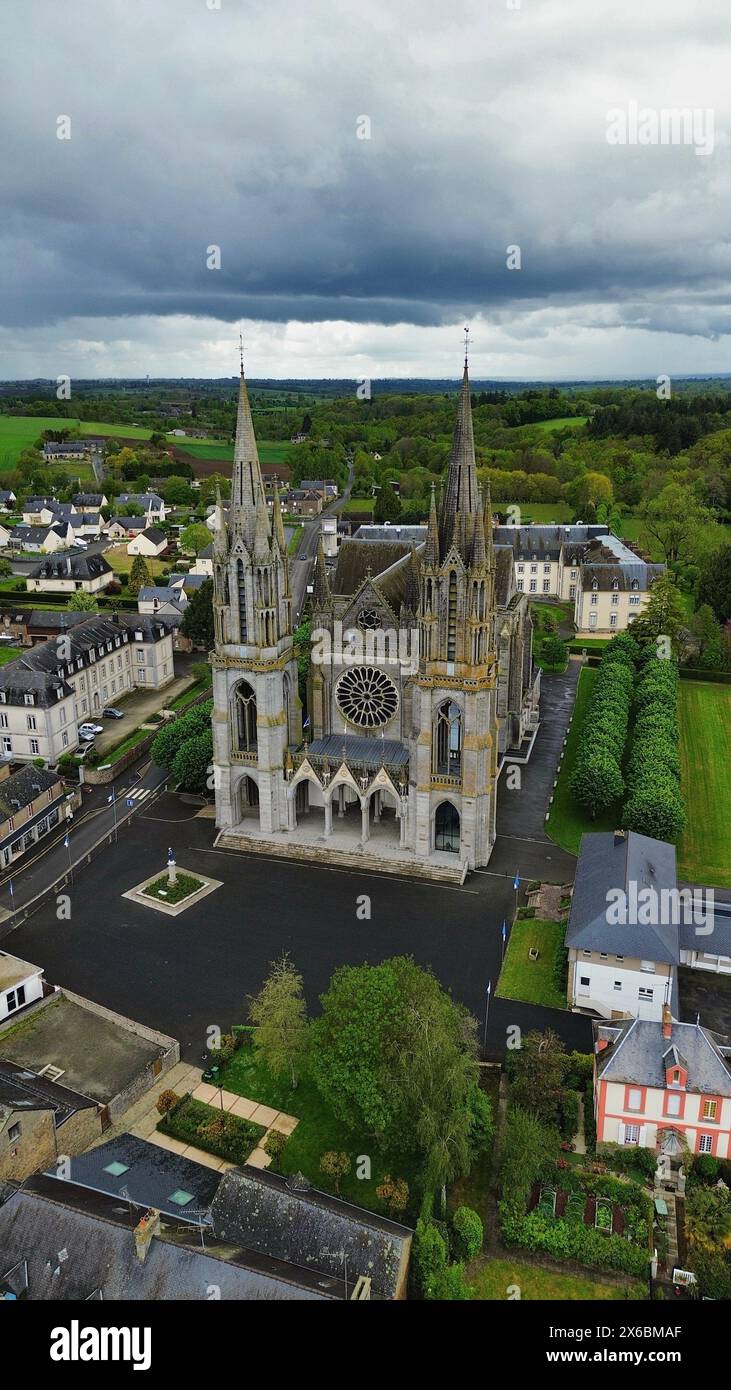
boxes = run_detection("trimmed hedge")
[623,657,685,841]
[158,1095,264,1164]
[568,637,638,817]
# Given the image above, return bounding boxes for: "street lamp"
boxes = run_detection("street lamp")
[483,979,492,1055]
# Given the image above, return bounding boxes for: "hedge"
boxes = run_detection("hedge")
[158,1095,264,1164]
[622,657,685,840]
[569,637,638,816]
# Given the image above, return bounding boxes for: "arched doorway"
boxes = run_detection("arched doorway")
[238,775,259,821]
[435,800,460,853]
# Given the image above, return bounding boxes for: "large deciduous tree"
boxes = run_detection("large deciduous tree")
[180,578,214,650]
[248,953,308,1088]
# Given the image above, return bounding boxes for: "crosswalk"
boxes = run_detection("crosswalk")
[123,787,152,806]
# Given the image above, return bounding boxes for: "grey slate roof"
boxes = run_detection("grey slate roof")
[307,734,409,769]
[72,494,105,506]
[566,831,680,963]
[354,524,428,543]
[118,493,164,509]
[582,562,664,591]
[136,527,166,545]
[0,613,169,706]
[57,1134,220,1223]
[595,1018,731,1095]
[334,538,412,595]
[0,1059,96,1126]
[680,899,731,959]
[107,515,146,531]
[0,1177,333,1300]
[138,586,185,605]
[0,765,60,819]
[493,524,608,557]
[211,1167,412,1299]
[30,553,112,582]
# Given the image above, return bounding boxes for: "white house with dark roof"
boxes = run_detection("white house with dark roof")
[25,552,113,595]
[118,492,166,524]
[127,527,167,558]
[594,1006,731,1158]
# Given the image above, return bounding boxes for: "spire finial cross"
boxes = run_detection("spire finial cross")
[463,324,470,369]
[239,331,244,376]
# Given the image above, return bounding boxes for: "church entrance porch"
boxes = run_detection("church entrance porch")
[237,775,259,821]
[434,800,461,853]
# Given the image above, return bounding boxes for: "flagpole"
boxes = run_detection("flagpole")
[483,979,492,1055]
[108,788,118,842]
[501,918,507,962]
[64,828,73,885]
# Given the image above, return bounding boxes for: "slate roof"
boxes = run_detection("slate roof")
[72,494,105,507]
[0,1177,334,1301]
[307,734,409,769]
[57,1134,220,1223]
[26,610,98,632]
[594,1018,731,1095]
[0,614,169,706]
[118,493,164,509]
[333,539,412,595]
[0,1059,96,1127]
[582,562,664,591]
[0,765,60,819]
[10,525,58,544]
[494,546,516,607]
[493,524,608,557]
[354,525,428,543]
[138,586,185,606]
[680,898,731,959]
[134,527,166,545]
[566,831,680,962]
[68,512,101,529]
[29,553,112,582]
[107,516,146,531]
[211,1167,412,1300]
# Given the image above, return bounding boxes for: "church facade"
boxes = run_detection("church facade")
[212,359,540,880]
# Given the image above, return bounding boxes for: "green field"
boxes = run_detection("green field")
[546,667,620,855]
[470,1257,644,1301]
[677,681,731,887]
[496,919,568,1009]
[531,416,588,432]
[0,645,22,666]
[173,437,294,469]
[0,415,156,470]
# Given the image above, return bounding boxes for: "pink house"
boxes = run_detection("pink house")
[594,1005,731,1158]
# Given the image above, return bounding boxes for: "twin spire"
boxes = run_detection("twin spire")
[430,354,493,571]
[224,359,285,559]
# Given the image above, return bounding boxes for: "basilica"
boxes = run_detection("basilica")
[212,356,540,881]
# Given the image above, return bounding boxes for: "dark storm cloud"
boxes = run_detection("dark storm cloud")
[1,0,730,368]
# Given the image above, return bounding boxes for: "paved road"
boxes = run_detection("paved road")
[492,662,581,885]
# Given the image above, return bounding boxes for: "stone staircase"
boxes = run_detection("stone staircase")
[217,828,468,884]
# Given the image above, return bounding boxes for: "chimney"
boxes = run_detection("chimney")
[134,1208,161,1263]
[662,1003,672,1040]
[614,829,626,846]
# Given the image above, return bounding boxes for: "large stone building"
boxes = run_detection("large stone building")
[213,358,539,880]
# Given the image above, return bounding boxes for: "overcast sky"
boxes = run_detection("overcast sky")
[2,0,730,379]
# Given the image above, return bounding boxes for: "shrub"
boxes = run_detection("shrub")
[375,1174,409,1218]
[412,1217,447,1296]
[155,1089,180,1116]
[499,1205,648,1276]
[558,1089,580,1142]
[159,1096,263,1164]
[451,1206,484,1260]
[467,1081,495,1159]
[624,782,686,841]
[570,752,624,817]
[692,1153,720,1184]
[425,1262,472,1300]
[263,1129,288,1168]
[319,1150,351,1195]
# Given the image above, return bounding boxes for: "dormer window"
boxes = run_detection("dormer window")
[631,579,639,591]
[76,657,83,670]
[24,693,34,706]
[612,580,619,591]
[592,580,598,591]
[134,630,144,642]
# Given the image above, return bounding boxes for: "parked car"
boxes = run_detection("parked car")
[102,707,124,719]
[78,722,103,739]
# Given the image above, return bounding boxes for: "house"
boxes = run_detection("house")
[0,1135,412,1300]
[67,512,102,540]
[593,1006,731,1158]
[26,552,113,595]
[169,572,209,597]
[0,520,11,548]
[24,610,98,645]
[565,831,730,1023]
[127,527,167,558]
[189,542,213,577]
[21,498,63,526]
[10,523,72,554]
[117,493,166,524]
[0,612,30,646]
[0,952,44,1023]
[72,492,108,514]
[105,515,147,539]
[0,490,17,512]
[0,765,76,870]
[299,478,338,499]
[0,613,175,761]
[565,831,679,1022]
[137,586,187,618]
[0,1058,103,1182]
[284,488,321,516]
[41,439,91,461]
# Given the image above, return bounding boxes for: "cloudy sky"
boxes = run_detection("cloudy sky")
[2,0,730,379]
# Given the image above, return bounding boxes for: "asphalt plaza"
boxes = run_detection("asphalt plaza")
[4,791,592,1064]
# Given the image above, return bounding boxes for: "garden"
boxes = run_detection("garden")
[496,917,568,1009]
[156,1092,265,1165]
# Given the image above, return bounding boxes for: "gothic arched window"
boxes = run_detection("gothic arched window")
[434,700,462,776]
[234,681,257,753]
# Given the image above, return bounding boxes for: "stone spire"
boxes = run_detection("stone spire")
[212,484,228,557]
[424,482,439,566]
[253,488,271,562]
[312,536,331,607]
[438,357,479,562]
[403,545,421,613]
[484,481,495,568]
[471,487,486,568]
[231,364,268,548]
[271,482,286,553]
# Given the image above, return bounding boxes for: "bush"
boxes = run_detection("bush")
[264,1128,288,1168]
[425,1262,472,1300]
[691,1153,719,1184]
[570,752,624,817]
[451,1206,484,1260]
[412,1217,447,1297]
[466,1081,495,1159]
[375,1174,409,1218]
[499,1205,648,1276]
[159,1096,263,1164]
[155,1089,180,1116]
[624,782,686,841]
[319,1150,351,1195]
[558,1089,580,1142]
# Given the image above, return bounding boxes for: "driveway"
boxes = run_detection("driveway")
[91,657,199,755]
[492,661,581,884]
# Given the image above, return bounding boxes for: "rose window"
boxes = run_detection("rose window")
[358,607,382,630]
[335,666,399,729]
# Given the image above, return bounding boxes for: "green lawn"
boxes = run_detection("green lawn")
[496,919,568,1009]
[174,438,293,467]
[677,681,731,887]
[143,871,203,904]
[0,646,22,665]
[221,1043,418,1216]
[287,525,303,555]
[469,1257,644,1301]
[546,666,621,855]
[531,416,588,433]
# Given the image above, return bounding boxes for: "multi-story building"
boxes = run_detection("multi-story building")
[0,614,174,763]
[593,1007,731,1159]
[0,765,77,871]
[25,553,113,595]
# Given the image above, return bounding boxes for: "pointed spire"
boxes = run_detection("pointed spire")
[213,483,228,557]
[312,536,331,607]
[253,489,271,562]
[484,481,495,567]
[272,482,286,552]
[438,355,479,562]
[424,483,439,565]
[231,362,266,543]
[471,487,486,567]
[403,545,420,613]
